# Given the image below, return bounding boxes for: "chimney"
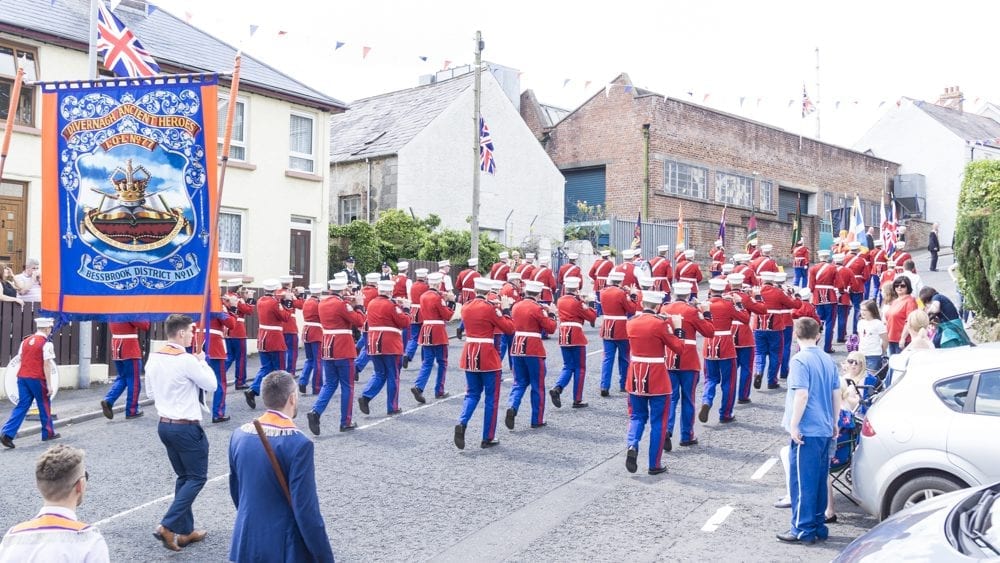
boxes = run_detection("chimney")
[117,0,149,15]
[936,85,964,113]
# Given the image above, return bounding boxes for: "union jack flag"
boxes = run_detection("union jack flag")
[97,2,161,78]
[802,84,816,118]
[479,117,496,175]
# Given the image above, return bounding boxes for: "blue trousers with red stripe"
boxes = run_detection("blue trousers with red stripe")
[836,304,850,342]
[283,333,299,376]
[251,351,285,394]
[499,334,514,371]
[355,333,370,373]
[557,346,587,402]
[2,378,56,440]
[850,292,863,335]
[106,358,142,416]
[361,355,401,414]
[415,344,448,396]
[509,356,546,426]
[208,358,227,419]
[315,358,355,428]
[299,341,323,394]
[225,338,247,387]
[404,324,420,360]
[781,326,793,378]
[816,303,835,352]
[703,359,736,421]
[736,346,755,401]
[753,330,783,385]
[458,371,501,441]
[794,267,809,288]
[627,393,669,470]
[667,370,699,442]
[601,339,630,391]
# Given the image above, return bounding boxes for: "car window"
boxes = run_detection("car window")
[935,375,972,412]
[975,371,1000,416]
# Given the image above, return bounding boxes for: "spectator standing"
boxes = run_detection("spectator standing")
[14,258,41,303]
[884,277,918,355]
[856,300,887,372]
[0,263,24,306]
[928,223,940,271]
[900,260,923,297]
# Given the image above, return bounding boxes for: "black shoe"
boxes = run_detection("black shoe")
[1,434,14,449]
[530,422,547,429]
[837,338,846,344]
[387,409,403,416]
[549,386,562,408]
[125,411,144,420]
[664,434,672,452]
[402,356,410,369]
[100,400,114,420]
[753,373,763,389]
[648,466,668,475]
[340,422,358,432]
[358,396,371,415]
[480,439,500,448]
[42,433,61,442]
[456,327,464,340]
[600,389,610,397]
[244,389,256,409]
[298,384,306,394]
[572,401,588,408]
[411,387,426,404]
[454,424,466,450]
[720,416,736,424]
[680,439,699,447]
[504,408,516,430]
[698,403,710,423]
[767,383,781,390]
[824,514,838,524]
[307,411,321,436]
[625,447,638,473]
[619,387,626,393]
[776,531,815,544]
[824,348,835,354]
[235,384,249,390]
[355,372,360,382]
[435,392,450,399]
[737,398,751,404]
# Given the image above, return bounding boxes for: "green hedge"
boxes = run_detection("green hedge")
[956,160,1000,320]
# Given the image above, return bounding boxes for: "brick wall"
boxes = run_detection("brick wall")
[539,74,900,267]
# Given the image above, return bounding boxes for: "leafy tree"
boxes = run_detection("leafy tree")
[329,220,379,277]
[419,229,504,269]
[374,209,439,263]
[955,160,1000,319]
[564,200,606,249]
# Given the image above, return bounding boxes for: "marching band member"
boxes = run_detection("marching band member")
[751,271,800,391]
[661,282,714,448]
[193,307,236,423]
[357,281,412,417]
[556,252,582,296]
[700,277,750,425]
[437,260,454,293]
[808,250,838,353]
[1,317,58,447]
[550,277,597,409]
[891,240,912,273]
[455,258,481,340]
[532,256,557,306]
[614,249,639,289]
[490,251,512,282]
[747,242,761,261]
[733,253,759,288]
[792,238,810,288]
[505,280,558,430]
[224,279,254,390]
[412,272,456,404]
[868,239,887,300]
[845,241,869,334]
[402,268,430,369]
[298,283,327,395]
[599,270,639,395]
[649,245,673,292]
[727,273,765,404]
[498,272,523,370]
[308,277,365,435]
[833,253,854,343]
[674,242,686,262]
[751,244,778,277]
[278,276,303,378]
[709,240,726,279]
[102,318,151,420]
[588,250,614,315]
[794,288,821,323]
[245,279,290,409]
[353,273,381,379]
[516,253,536,280]
[774,271,797,380]
[674,249,703,300]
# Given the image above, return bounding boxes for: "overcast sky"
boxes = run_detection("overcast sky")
[154,0,1000,148]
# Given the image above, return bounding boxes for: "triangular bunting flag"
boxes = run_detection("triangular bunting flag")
[362,46,371,59]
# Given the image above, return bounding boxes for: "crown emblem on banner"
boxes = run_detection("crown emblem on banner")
[109,159,150,205]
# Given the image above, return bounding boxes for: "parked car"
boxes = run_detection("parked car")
[834,481,1000,561]
[851,344,1000,520]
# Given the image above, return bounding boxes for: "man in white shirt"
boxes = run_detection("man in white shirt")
[14,258,41,303]
[145,314,217,552]
[900,260,923,297]
[0,444,110,562]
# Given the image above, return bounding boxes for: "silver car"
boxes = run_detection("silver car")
[851,344,1000,520]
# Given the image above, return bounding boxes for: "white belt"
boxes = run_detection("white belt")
[112,334,138,339]
[713,330,732,336]
[466,337,495,344]
[777,309,794,314]
[303,322,322,328]
[259,324,282,331]
[680,277,697,282]
[237,318,246,323]
[631,355,665,364]
[766,310,784,314]
[323,329,353,335]
[651,277,668,280]
[370,326,403,334]
[682,339,697,345]
[732,321,744,326]
[515,331,542,338]
[816,285,836,290]
[560,322,584,328]
[854,275,865,279]
[423,320,446,325]
[603,315,627,320]
[410,304,421,308]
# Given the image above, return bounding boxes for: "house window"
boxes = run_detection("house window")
[664,160,707,199]
[289,112,316,173]
[715,172,753,207]
[823,192,833,214]
[338,195,362,224]
[869,199,880,226]
[0,44,38,127]
[759,180,774,211]
[219,209,246,272]
[217,95,247,161]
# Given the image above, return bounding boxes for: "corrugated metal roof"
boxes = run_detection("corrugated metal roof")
[912,99,1000,143]
[0,0,345,110]
[329,73,473,162]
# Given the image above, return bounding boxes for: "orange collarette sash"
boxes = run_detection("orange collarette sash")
[9,513,89,534]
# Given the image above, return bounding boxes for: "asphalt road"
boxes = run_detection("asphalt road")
[0,320,881,562]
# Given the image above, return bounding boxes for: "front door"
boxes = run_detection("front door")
[0,181,27,271]
[289,228,312,286]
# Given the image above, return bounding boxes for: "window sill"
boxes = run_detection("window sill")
[2,124,41,136]
[284,170,323,182]
[219,160,257,171]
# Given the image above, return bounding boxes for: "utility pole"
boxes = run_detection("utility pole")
[815,46,821,140]
[470,31,483,260]
[79,0,100,389]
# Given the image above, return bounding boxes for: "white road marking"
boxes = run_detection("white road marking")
[700,505,734,532]
[751,457,778,480]
[586,350,602,356]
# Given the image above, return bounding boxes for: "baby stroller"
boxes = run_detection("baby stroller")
[856,358,890,414]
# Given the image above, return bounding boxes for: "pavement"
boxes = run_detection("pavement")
[0,251,961,562]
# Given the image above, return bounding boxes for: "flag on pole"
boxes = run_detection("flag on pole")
[479,117,496,175]
[676,202,685,248]
[746,210,758,250]
[802,84,816,118]
[881,193,897,256]
[718,205,727,246]
[631,213,641,250]
[790,194,802,250]
[847,194,867,249]
[96,1,161,77]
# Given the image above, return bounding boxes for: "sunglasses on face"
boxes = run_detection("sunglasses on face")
[846,359,861,365]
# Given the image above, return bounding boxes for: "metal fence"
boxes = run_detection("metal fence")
[608,216,681,258]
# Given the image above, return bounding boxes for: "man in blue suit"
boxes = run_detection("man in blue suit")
[228,371,335,562]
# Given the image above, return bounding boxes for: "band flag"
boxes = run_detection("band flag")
[790,194,802,250]
[718,205,727,247]
[631,212,641,250]
[40,75,220,320]
[746,210,758,250]
[676,202,685,249]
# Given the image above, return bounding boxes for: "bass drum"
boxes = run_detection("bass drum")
[5,356,59,404]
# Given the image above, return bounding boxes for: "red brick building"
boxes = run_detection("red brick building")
[522,73,900,264]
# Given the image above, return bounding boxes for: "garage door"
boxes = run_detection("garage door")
[564,167,606,222]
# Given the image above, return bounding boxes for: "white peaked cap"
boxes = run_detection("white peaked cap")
[524,280,544,293]
[468,258,479,266]
[397,261,409,271]
[848,241,861,250]
[427,272,444,283]
[657,244,670,253]
[759,271,776,282]
[761,244,773,252]
[328,279,347,291]
[599,250,611,257]
[279,275,294,284]
[262,278,281,291]
[492,280,505,290]
[673,282,693,295]
[709,278,728,292]
[474,278,493,291]
[722,263,735,273]
[525,253,535,259]
[676,243,685,250]
[684,249,695,259]
[415,268,429,278]
[308,283,325,293]
[507,272,522,281]
[564,276,581,289]
[568,252,579,260]
[896,240,906,249]
[438,259,451,268]
[715,239,724,247]
[539,256,550,265]
[637,276,653,288]
[377,280,396,292]
[498,251,510,259]
[228,277,244,286]
[734,253,749,262]
[607,271,626,282]
[799,288,812,299]
[818,249,831,257]
[727,273,745,285]
[898,225,907,232]
[773,271,788,282]
[622,248,635,258]
[334,272,348,280]
[887,258,897,266]
[641,291,665,305]
[35,317,55,328]
[365,273,381,283]
[833,253,845,264]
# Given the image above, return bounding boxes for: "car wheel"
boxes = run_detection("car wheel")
[888,474,964,516]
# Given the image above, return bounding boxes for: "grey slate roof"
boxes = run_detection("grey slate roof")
[913,99,1000,142]
[329,73,473,162]
[0,0,345,110]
